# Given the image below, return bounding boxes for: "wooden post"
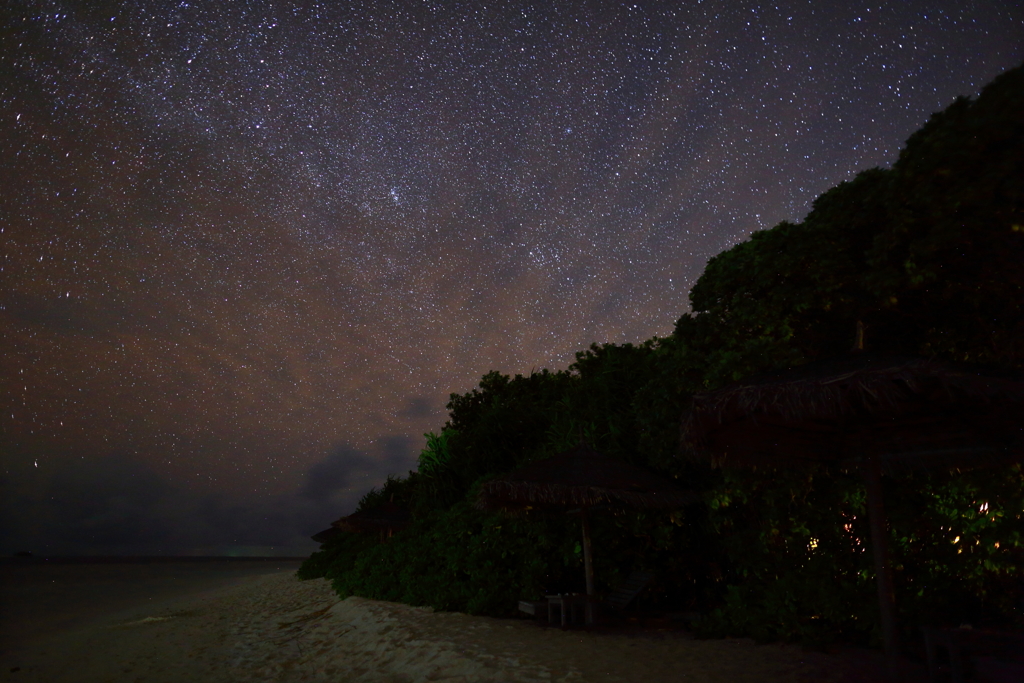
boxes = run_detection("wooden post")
[863,452,899,678]
[581,506,596,625]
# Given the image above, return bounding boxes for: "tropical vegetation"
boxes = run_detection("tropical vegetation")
[299,63,1024,649]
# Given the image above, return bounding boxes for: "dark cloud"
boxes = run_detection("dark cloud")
[399,396,436,420]
[47,455,174,547]
[300,445,372,503]
[380,435,417,470]
[0,443,393,555]
[1,292,130,337]
[1,453,184,555]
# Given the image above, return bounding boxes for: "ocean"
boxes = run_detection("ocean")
[0,556,303,653]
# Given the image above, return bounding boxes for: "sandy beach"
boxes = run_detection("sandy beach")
[0,565,939,683]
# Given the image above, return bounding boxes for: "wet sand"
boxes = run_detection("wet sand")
[0,563,937,683]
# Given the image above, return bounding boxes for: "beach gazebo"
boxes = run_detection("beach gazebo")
[477,441,698,624]
[680,353,1024,673]
[332,501,411,542]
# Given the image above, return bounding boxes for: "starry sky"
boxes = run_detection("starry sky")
[1,1,1022,556]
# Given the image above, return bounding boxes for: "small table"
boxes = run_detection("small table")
[922,626,1024,683]
[546,593,586,627]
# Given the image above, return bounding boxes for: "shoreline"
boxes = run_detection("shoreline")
[0,559,303,655]
[0,556,308,566]
[2,570,932,682]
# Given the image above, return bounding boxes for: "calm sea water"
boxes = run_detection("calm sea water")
[0,557,303,651]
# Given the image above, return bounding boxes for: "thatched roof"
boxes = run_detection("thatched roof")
[311,527,342,544]
[477,442,698,512]
[681,354,1024,473]
[331,501,411,533]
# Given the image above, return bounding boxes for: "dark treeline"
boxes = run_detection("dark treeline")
[300,64,1024,648]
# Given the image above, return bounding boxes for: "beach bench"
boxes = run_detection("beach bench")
[517,600,546,618]
[546,593,586,626]
[516,596,587,626]
[519,571,656,626]
[603,570,655,616]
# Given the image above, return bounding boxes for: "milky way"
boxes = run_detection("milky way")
[1,1,1021,554]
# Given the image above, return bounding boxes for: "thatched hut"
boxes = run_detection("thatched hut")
[331,501,411,540]
[479,442,698,624]
[681,352,1024,673]
[310,527,342,544]
[681,354,1023,473]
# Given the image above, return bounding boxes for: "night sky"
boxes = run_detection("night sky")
[2,1,1021,556]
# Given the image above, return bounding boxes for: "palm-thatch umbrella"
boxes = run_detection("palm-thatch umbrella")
[477,441,699,625]
[331,501,411,542]
[680,353,1024,672]
[311,526,342,544]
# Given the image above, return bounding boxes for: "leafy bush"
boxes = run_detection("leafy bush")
[297,529,377,581]
[695,465,1024,647]
[330,500,580,615]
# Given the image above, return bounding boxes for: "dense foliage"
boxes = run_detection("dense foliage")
[300,64,1024,647]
